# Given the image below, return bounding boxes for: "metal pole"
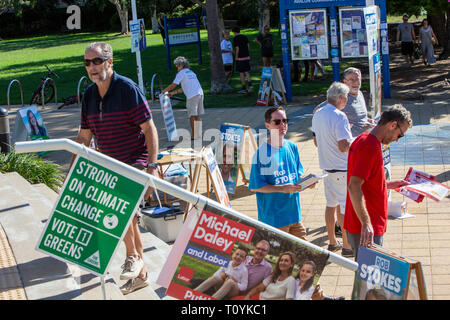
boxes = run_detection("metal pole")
[0,107,11,153]
[100,276,107,300]
[131,0,144,92]
[14,138,359,272]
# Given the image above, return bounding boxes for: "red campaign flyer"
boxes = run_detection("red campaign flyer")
[157,204,330,300]
[397,167,449,203]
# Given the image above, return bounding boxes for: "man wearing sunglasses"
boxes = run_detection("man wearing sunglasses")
[344,104,412,260]
[312,82,354,257]
[249,107,316,241]
[75,42,159,295]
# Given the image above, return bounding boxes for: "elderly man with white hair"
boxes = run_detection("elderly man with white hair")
[312,82,353,257]
[162,56,204,140]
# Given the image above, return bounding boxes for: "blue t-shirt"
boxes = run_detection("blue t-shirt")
[249,140,304,228]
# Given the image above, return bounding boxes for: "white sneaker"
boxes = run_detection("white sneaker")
[120,256,144,280]
[120,273,150,295]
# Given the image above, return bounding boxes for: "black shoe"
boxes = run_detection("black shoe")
[335,223,342,236]
[327,242,342,252]
[342,248,354,258]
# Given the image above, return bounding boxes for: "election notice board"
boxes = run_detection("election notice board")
[289,9,328,60]
[339,7,368,58]
[352,245,427,300]
[36,155,146,276]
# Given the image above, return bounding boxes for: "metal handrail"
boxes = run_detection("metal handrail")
[14,138,359,272]
[77,76,90,108]
[150,73,163,102]
[41,77,57,108]
[7,79,24,111]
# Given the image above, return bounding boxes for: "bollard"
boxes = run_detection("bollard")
[0,107,11,153]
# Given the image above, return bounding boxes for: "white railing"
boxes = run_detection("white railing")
[14,138,358,272]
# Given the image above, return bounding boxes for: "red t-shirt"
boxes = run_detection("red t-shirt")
[344,132,388,236]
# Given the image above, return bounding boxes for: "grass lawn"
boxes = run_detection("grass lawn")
[0,28,364,108]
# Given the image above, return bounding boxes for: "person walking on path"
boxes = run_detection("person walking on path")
[232,26,253,93]
[74,42,159,294]
[344,104,412,260]
[419,18,439,66]
[312,82,353,257]
[249,107,317,241]
[162,56,204,140]
[396,14,416,66]
[255,25,274,67]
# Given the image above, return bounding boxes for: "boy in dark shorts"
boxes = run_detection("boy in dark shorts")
[232,26,253,93]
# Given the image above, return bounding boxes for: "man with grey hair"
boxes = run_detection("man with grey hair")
[312,82,353,257]
[315,67,374,137]
[162,56,204,140]
[344,104,412,260]
[75,42,159,294]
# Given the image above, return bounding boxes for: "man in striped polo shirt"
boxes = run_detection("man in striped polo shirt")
[74,42,159,295]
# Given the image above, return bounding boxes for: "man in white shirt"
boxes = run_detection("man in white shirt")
[163,56,204,140]
[312,82,353,257]
[221,30,234,82]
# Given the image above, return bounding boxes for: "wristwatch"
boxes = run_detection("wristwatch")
[147,163,158,169]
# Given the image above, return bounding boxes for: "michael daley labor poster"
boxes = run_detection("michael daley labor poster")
[157,204,330,300]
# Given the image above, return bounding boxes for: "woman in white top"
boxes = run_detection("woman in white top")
[294,260,317,300]
[163,56,204,140]
[194,246,248,299]
[243,251,296,300]
[419,19,438,66]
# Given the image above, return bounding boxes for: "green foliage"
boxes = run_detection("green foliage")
[0,151,64,192]
[387,0,449,16]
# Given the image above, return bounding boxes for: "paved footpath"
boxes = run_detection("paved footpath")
[1,99,449,300]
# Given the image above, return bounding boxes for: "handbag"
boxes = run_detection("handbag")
[413,43,421,59]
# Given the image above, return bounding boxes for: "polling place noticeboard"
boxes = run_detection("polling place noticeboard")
[36,155,146,276]
[159,93,178,141]
[289,9,328,60]
[339,7,368,58]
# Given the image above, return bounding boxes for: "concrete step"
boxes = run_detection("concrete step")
[0,180,82,300]
[1,171,172,299]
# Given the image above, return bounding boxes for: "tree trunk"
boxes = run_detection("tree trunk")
[109,0,128,34]
[257,0,271,33]
[428,9,449,58]
[151,8,159,33]
[206,0,233,94]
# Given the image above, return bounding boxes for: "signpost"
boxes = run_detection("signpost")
[164,15,202,70]
[36,155,147,276]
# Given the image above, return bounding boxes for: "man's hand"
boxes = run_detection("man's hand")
[281,184,303,193]
[387,179,410,189]
[360,222,374,247]
[144,166,159,201]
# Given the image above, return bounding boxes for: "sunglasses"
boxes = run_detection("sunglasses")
[396,123,404,139]
[84,57,109,67]
[271,118,290,125]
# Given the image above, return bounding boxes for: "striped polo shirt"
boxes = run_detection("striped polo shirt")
[81,71,152,167]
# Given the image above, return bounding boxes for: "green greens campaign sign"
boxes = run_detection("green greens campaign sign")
[36,155,146,276]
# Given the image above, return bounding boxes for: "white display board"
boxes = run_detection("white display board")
[289,9,328,60]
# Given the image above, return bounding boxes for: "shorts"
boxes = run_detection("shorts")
[278,221,307,241]
[235,60,251,73]
[224,64,233,72]
[347,232,384,260]
[401,41,414,56]
[323,171,347,213]
[186,94,205,117]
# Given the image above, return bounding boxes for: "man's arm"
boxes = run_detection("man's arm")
[347,175,374,247]
[140,118,159,200]
[162,83,178,96]
[70,128,93,168]
[250,184,302,194]
[337,139,350,153]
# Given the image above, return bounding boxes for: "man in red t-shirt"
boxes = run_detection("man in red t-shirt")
[344,104,412,259]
